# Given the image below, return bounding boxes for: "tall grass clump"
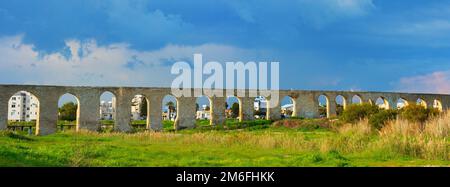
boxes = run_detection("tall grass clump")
[376,112,449,160]
[321,120,374,154]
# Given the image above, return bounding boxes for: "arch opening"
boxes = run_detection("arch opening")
[99,91,115,131]
[58,93,80,132]
[397,98,408,109]
[318,95,329,118]
[417,98,427,108]
[196,95,212,127]
[433,99,443,112]
[281,96,295,119]
[335,95,346,116]
[375,97,389,109]
[226,96,241,122]
[130,94,149,131]
[162,95,178,130]
[254,96,267,119]
[352,95,363,104]
[7,91,40,134]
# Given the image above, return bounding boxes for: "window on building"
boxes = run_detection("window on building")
[12,97,16,100]
[11,105,15,108]
[27,107,30,110]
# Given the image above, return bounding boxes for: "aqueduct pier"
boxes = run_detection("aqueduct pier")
[0,84,449,135]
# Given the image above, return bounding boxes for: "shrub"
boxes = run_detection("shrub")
[225,120,272,130]
[7,120,36,127]
[368,109,398,130]
[340,103,379,124]
[273,118,332,130]
[399,104,440,124]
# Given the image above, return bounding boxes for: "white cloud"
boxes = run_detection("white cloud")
[104,0,192,45]
[0,35,262,87]
[297,0,375,28]
[396,71,450,94]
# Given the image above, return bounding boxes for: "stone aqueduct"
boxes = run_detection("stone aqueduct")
[0,84,449,135]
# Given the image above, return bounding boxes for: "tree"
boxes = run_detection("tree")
[58,102,77,121]
[140,98,147,118]
[205,106,210,111]
[166,101,176,112]
[165,101,176,120]
[166,101,176,116]
[231,103,240,118]
[196,103,199,111]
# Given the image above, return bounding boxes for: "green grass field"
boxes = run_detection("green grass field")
[0,118,448,167]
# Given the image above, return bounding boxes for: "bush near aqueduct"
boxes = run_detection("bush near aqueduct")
[399,104,440,124]
[340,103,380,124]
[340,103,441,130]
[368,109,398,130]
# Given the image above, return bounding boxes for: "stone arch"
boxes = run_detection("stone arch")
[130,94,150,131]
[99,91,116,131]
[318,94,329,118]
[57,93,80,131]
[352,95,363,104]
[335,95,346,115]
[397,98,409,109]
[226,95,242,121]
[162,94,178,130]
[417,98,427,108]
[7,90,40,134]
[281,95,296,118]
[375,96,389,109]
[196,95,213,126]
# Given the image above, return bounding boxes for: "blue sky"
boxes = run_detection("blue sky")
[1,0,450,95]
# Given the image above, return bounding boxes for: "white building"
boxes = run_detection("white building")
[162,107,177,121]
[196,104,211,120]
[254,96,267,111]
[100,97,115,120]
[8,91,39,122]
[131,95,146,120]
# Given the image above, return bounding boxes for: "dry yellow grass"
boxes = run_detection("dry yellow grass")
[57,112,449,163]
[375,112,449,160]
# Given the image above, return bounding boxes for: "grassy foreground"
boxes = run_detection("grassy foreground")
[0,115,449,167]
